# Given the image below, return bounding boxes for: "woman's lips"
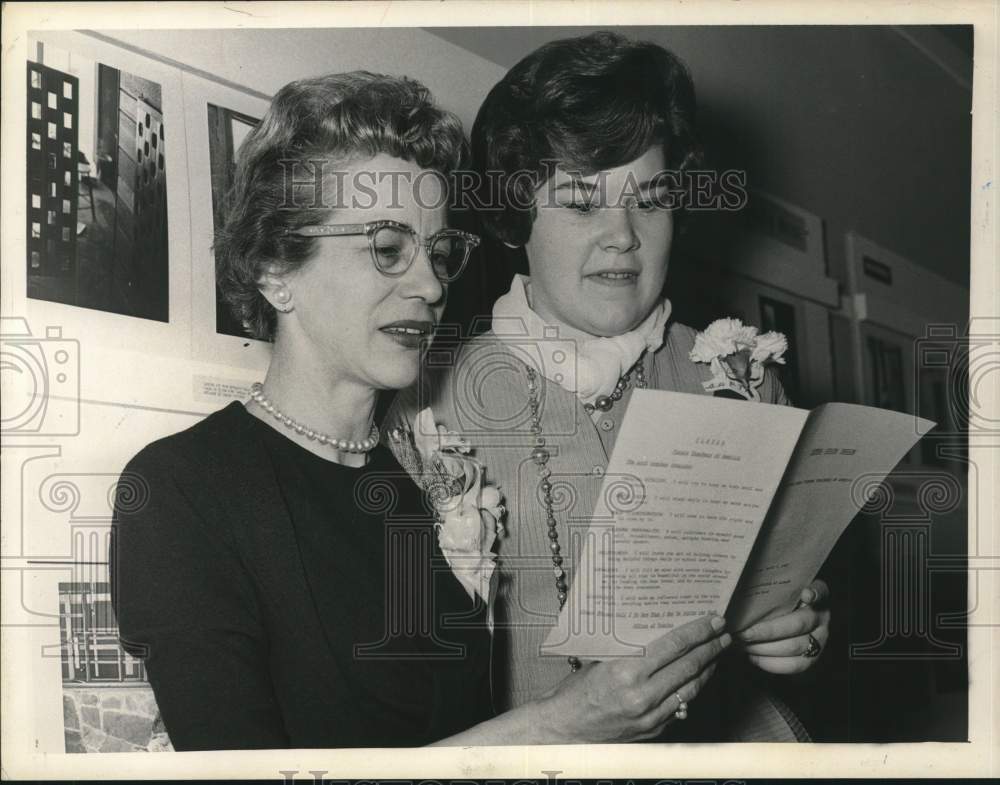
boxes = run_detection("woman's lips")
[585,270,639,287]
[379,320,434,349]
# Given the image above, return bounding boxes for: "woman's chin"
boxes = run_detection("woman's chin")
[363,333,428,389]
[564,294,654,337]
[369,356,422,391]
[576,311,647,338]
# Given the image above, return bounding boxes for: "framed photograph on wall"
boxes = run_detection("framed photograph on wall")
[17,30,194,369]
[206,102,260,337]
[26,44,169,323]
[58,580,172,753]
[181,70,271,370]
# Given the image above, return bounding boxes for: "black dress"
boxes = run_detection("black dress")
[111,402,492,750]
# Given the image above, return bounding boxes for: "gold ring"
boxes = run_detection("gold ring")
[674,691,689,720]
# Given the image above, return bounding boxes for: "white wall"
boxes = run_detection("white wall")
[90,27,506,133]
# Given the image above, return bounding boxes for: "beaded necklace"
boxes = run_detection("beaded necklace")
[582,360,648,414]
[249,382,380,454]
[523,356,647,672]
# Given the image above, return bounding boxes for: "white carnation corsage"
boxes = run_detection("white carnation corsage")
[391,408,505,608]
[689,318,788,401]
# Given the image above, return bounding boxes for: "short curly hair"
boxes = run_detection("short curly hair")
[471,31,702,247]
[214,71,467,341]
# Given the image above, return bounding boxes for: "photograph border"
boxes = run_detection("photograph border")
[1,1,996,780]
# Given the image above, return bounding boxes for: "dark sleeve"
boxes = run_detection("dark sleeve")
[110,447,288,750]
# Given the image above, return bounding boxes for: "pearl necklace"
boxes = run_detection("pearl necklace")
[524,356,648,673]
[248,382,380,454]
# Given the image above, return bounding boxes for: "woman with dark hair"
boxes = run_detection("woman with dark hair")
[111,69,729,750]
[390,32,830,741]
[472,31,702,251]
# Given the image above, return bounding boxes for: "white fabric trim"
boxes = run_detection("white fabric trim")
[491,274,672,406]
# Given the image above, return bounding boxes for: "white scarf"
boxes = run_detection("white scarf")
[491,275,672,407]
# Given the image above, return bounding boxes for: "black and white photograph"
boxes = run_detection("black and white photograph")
[0,2,996,781]
[206,102,261,337]
[26,41,169,322]
[58,581,171,753]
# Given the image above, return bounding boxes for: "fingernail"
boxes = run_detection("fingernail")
[720,632,733,648]
[711,615,726,631]
[802,588,816,604]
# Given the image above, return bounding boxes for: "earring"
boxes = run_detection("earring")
[273,288,293,312]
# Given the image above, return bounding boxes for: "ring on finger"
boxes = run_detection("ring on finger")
[803,632,822,658]
[674,691,689,721]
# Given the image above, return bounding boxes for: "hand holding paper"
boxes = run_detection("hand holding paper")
[535,614,731,743]
[542,390,932,659]
[738,579,832,673]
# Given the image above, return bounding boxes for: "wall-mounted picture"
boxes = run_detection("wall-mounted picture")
[59,581,171,753]
[26,43,169,322]
[207,102,260,338]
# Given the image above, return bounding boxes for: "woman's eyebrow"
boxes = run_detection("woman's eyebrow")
[553,178,598,192]
[554,176,669,193]
[622,175,675,194]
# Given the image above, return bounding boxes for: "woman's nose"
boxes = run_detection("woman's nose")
[598,206,640,253]
[401,245,446,304]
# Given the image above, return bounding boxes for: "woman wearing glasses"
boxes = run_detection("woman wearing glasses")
[111,71,728,750]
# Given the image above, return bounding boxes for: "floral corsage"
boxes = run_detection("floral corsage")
[689,318,788,401]
[390,408,505,606]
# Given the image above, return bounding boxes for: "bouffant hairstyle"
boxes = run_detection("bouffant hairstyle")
[471,31,702,247]
[214,71,467,341]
